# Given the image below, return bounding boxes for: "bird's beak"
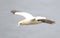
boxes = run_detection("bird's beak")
[18,22,21,27]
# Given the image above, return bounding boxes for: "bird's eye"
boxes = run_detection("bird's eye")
[20,23,22,25]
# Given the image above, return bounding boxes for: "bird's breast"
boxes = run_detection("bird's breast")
[19,19,42,25]
[20,20,30,25]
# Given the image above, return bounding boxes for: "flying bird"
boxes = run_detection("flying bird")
[11,10,55,26]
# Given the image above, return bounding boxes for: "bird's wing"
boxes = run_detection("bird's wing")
[37,19,55,24]
[11,10,34,19]
[35,16,47,20]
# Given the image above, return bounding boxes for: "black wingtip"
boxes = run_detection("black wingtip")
[44,19,55,24]
[47,20,55,24]
[11,10,20,14]
[37,19,55,24]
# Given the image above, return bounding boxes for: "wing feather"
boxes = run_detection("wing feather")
[37,19,55,24]
[11,10,34,19]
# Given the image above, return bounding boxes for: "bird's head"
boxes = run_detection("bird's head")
[18,21,24,26]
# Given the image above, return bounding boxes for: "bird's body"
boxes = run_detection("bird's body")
[11,10,55,26]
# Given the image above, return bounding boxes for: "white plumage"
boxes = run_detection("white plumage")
[11,10,55,26]
[15,12,34,20]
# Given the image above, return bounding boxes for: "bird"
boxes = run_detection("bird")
[11,10,55,26]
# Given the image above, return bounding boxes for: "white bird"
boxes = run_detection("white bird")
[11,10,55,26]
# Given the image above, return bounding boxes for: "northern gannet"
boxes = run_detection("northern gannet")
[11,10,55,26]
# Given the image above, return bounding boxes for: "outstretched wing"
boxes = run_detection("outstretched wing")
[37,19,55,24]
[11,10,34,19]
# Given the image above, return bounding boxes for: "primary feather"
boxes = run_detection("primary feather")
[11,10,34,20]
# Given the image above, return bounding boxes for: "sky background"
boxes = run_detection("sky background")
[0,0,60,38]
